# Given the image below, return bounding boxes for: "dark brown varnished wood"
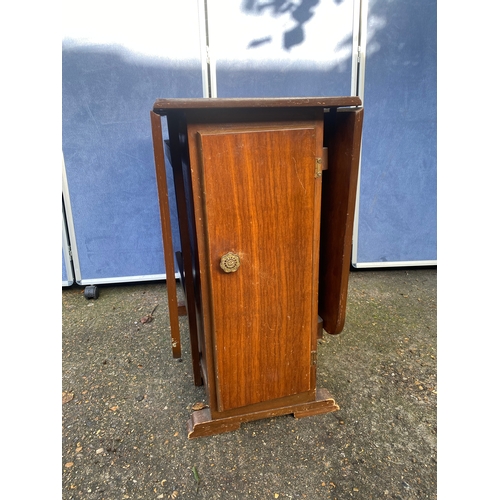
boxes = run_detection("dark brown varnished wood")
[187,388,339,439]
[153,96,361,114]
[177,302,187,317]
[150,111,182,358]
[319,107,364,334]
[317,316,324,339]
[188,116,323,413]
[165,110,203,386]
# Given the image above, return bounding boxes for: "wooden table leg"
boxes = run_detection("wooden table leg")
[151,111,182,358]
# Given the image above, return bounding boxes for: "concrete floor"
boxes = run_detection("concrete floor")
[62,267,436,499]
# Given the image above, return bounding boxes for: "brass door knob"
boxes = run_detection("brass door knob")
[220,252,240,273]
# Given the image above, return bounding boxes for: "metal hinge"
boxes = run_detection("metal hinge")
[315,158,322,178]
[311,351,317,366]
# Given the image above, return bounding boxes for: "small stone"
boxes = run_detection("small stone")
[62,392,74,404]
[96,448,104,454]
[135,394,144,402]
[192,402,208,411]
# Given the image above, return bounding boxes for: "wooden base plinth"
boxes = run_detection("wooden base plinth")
[187,388,339,439]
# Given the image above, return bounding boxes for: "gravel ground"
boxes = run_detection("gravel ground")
[62,268,437,499]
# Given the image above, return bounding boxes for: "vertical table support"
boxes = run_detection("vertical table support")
[164,110,203,387]
[150,111,182,359]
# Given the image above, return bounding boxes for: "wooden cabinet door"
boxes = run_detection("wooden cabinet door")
[189,120,323,413]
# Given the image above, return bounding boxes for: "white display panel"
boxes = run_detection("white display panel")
[351,0,437,267]
[206,0,355,98]
[62,1,203,284]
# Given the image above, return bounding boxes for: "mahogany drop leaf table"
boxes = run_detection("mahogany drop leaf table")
[150,97,363,438]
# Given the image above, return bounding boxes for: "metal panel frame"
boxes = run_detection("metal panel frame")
[62,206,74,287]
[199,0,217,97]
[62,155,80,285]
